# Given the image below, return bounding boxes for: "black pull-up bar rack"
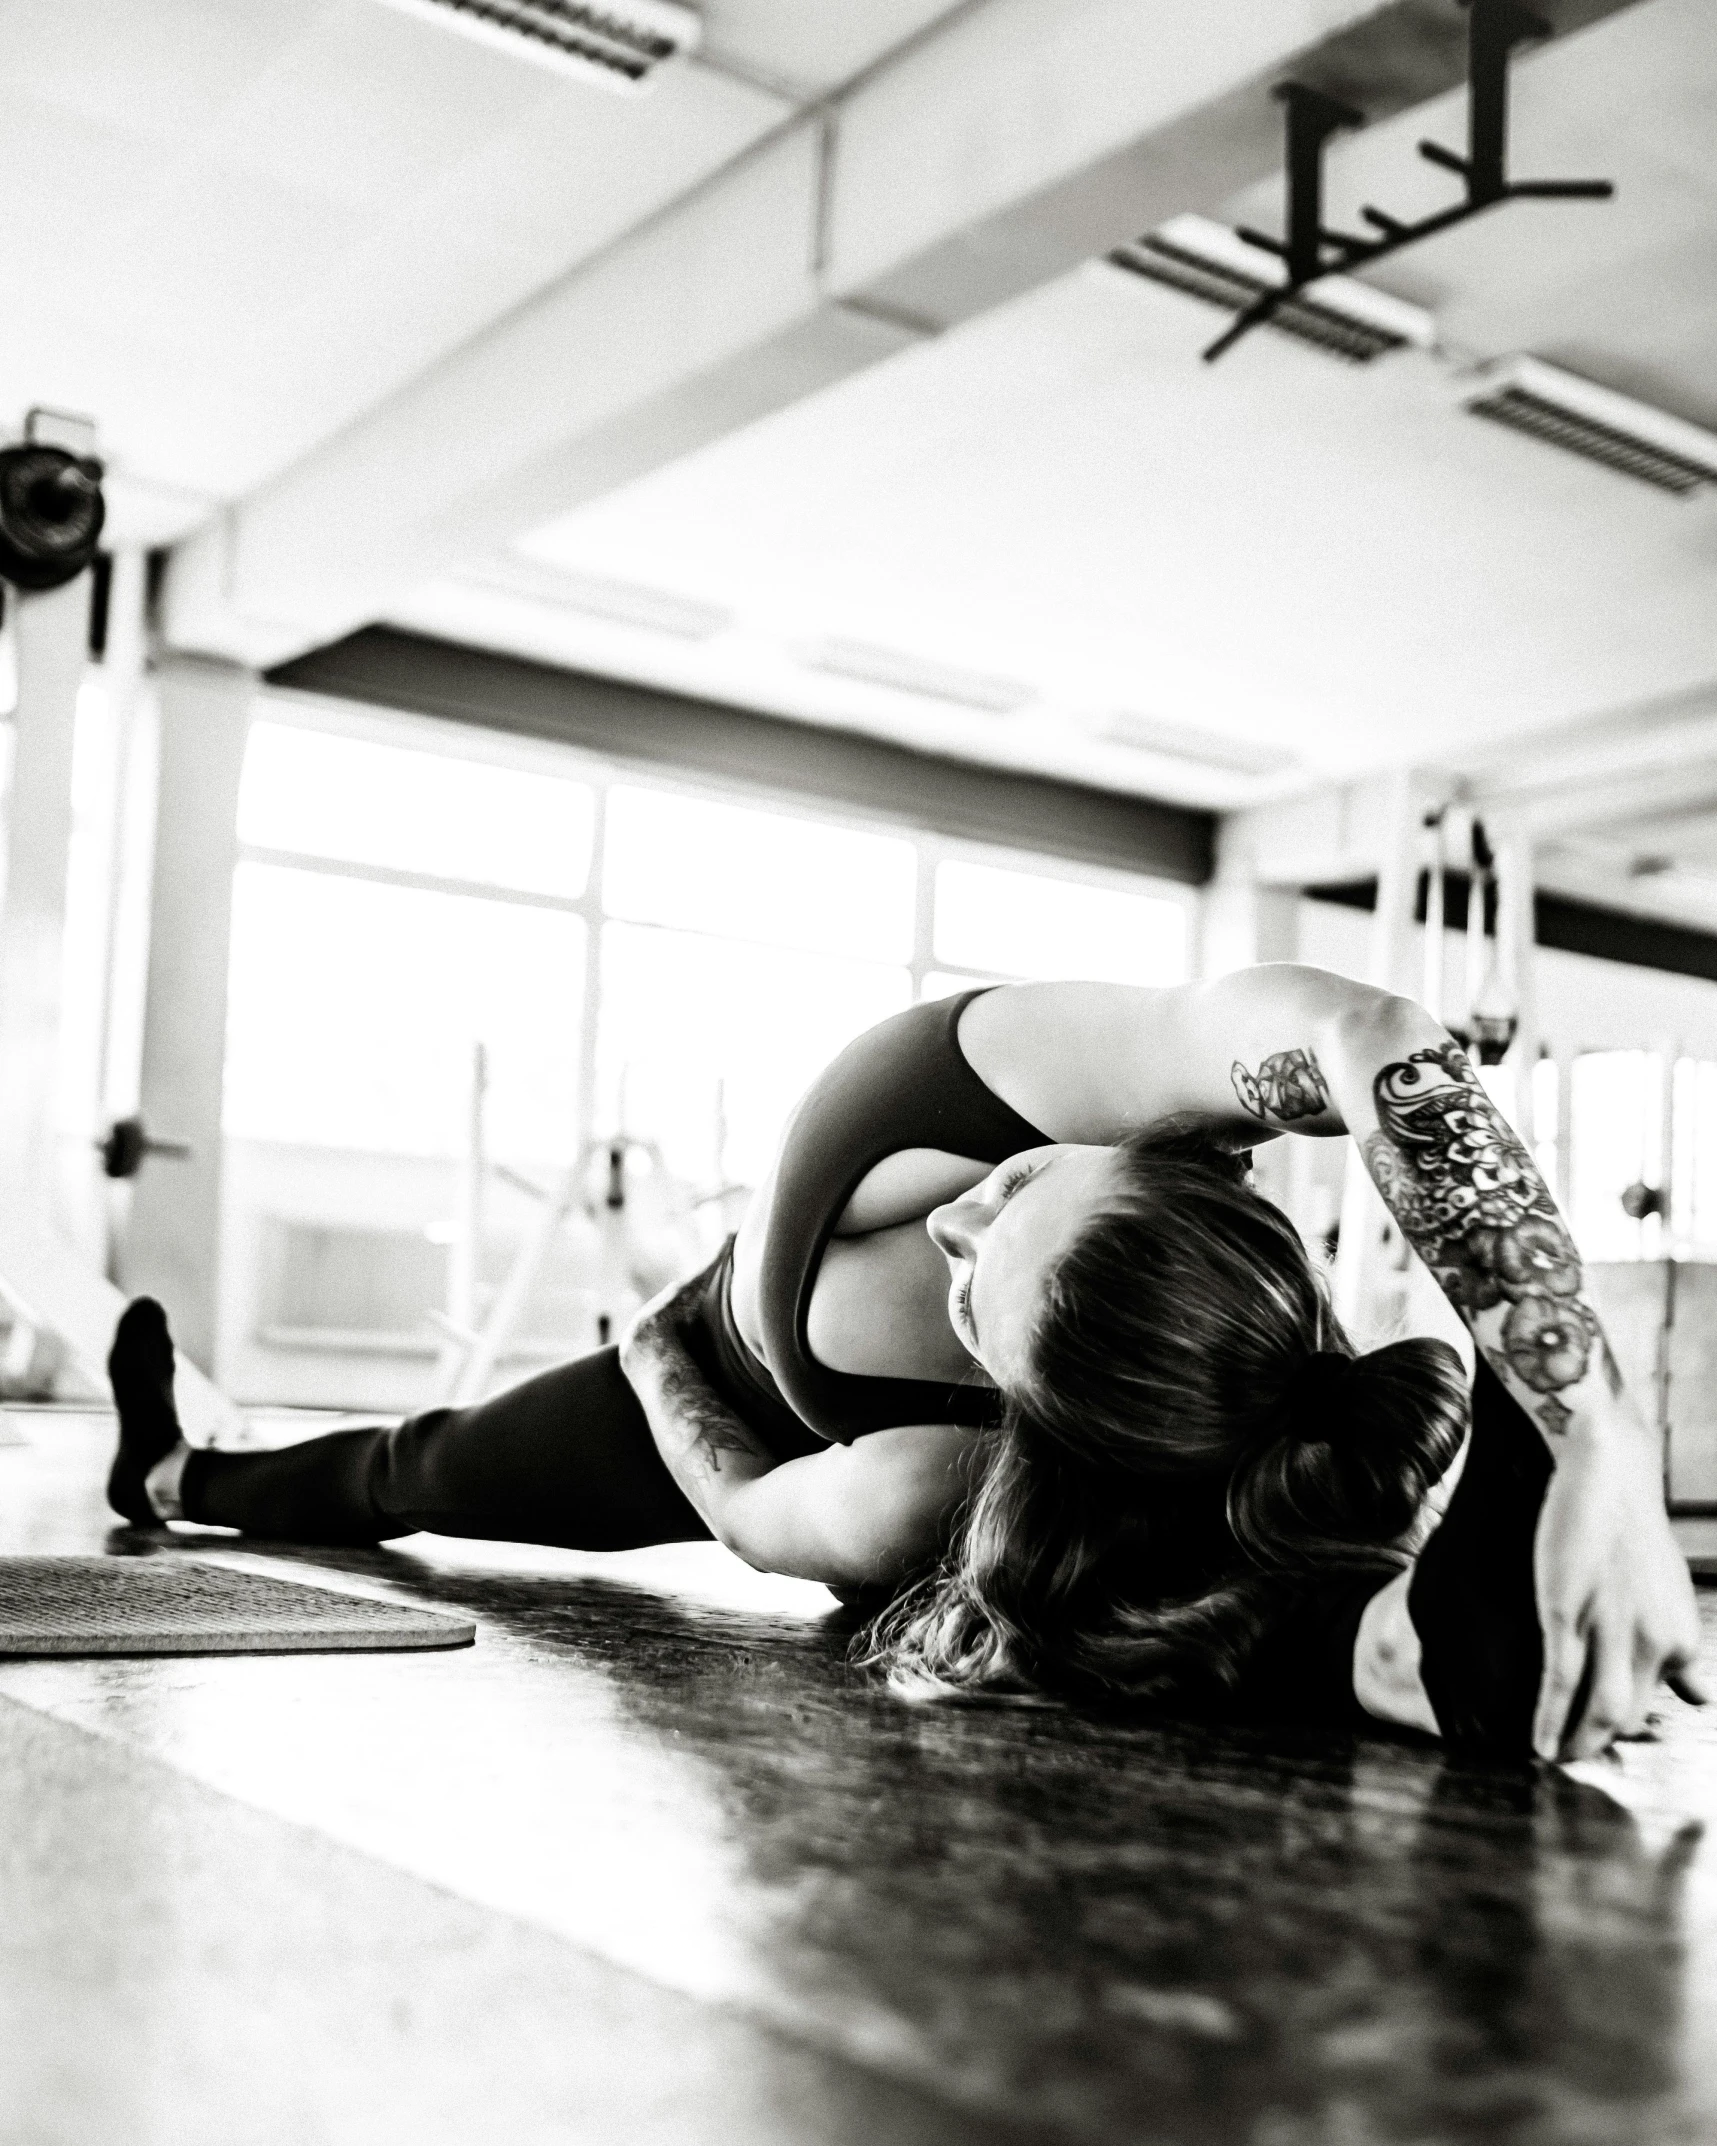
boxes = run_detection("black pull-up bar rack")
[1203,0,1613,362]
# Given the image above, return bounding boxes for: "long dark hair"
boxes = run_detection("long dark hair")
[863,1126,1468,1706]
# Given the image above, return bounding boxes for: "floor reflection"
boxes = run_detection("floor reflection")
[3,1419,1715,2141]
[245,1539,1717,2139]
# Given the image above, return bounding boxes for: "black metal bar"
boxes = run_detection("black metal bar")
[1467,0,1549,205]
[1276,83,1365,282]
[1509,179,1615,198]
[1418,138,1471,177]
[1202,285,1293,363]
[1202,0,1614,364]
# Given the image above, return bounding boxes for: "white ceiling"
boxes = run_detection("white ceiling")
[2,0,1716,875]
[383,0,1717,814]
[0,0,968,519]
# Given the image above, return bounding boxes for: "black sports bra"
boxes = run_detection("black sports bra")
[755,988,1048,1444]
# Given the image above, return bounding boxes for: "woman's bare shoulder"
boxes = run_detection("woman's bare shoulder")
[956,969,1377,1144]
[954,981,1186,1142]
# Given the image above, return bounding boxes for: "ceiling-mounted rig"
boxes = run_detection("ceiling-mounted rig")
[0,408,105,593]
[1202,0,1613,363]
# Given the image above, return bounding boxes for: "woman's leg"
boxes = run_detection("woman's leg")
[110,1301,711,1551]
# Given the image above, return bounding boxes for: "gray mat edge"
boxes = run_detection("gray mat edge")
[0,1554,477,1656]
[0,1624,476,1658]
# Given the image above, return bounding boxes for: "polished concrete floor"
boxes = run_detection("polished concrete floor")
[3,1410,1717,2145]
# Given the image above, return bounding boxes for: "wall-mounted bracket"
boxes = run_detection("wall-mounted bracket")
[1203,0,1613,362]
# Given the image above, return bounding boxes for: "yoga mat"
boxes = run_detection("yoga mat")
[0,1556,475,1657]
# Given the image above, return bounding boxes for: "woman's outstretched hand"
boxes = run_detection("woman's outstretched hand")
[1532,1416,1707,1761]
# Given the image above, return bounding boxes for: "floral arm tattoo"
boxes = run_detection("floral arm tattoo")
[1232,1046,1333,1124]
[1363,1042,1599,1442]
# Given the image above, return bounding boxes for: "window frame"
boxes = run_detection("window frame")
[242,686,1199,1165]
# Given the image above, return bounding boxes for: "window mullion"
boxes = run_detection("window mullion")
[577,778,609,1158]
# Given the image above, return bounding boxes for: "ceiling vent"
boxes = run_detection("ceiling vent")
[798,638,1035,716]
[1108,216,1433,365]
[1094,711,1299,780]
[372,0,699,90]
[464,557,731,638]
[1463,358,1717,497]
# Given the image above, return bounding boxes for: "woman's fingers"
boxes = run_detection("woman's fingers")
[1564,1626,1637,1759]
[1667,1657,1710,1707]
[1533,1612,1589,1760]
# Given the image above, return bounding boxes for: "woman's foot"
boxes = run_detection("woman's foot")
[106,1297,185,1526]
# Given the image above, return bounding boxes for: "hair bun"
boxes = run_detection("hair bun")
[1281,1349,1357,1428]
[1231,1337,1469,1570]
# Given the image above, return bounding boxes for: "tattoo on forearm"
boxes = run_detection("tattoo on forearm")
[658,1351,771,1476]
[1362,1042,1597,1439]
[1231,1047,1332,1124]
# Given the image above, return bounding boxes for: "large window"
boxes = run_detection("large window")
[1569,1050,1665,1262]
[595,785,917,1183]
[224,706,1194,1187]
[224,865,587,1160]
[217,703,1193,1398]
[1672,1057,1717,1259]
[931,858,1187,986]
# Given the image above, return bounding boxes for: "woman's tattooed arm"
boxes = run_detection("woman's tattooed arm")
[1231,1046,1333,1125]
[654,1342,776,1483]
[619,1274,779,1527]
[1361,1041,1600,1443]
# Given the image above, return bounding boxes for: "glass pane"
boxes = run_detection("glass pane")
[1672,1057,1717,1256]
[225,864,585,1159]
[597,922,911,1186]
[1477,1063,1520,1136]
[603,786,915,962]
[1569,1050,1663,1262]
[238,722,594,898]
[933,860,1187,984]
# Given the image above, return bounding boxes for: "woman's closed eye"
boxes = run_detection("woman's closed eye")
[995,1163,1035,1202]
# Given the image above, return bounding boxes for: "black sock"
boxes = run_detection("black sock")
[106,1298,184,1526]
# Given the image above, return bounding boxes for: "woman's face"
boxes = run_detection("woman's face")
[926,1143,1125,1387]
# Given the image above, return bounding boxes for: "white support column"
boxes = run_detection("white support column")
[1198,876,1298,981]
[94,547,150,1123]
[118,655,255,1374]
[0,575,89,1202]
[1201,813,1300,981]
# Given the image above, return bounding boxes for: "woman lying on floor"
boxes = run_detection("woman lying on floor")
[107,966,1702,1761]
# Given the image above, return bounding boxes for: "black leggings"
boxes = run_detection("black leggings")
[182,1346,712,1551]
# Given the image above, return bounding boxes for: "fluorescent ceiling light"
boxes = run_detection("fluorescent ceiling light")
[1094,710,1300,778]
[1463,356,1717,496]
[371,0,699,90]
[796,638,1036,715]
[463,558,731,639]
